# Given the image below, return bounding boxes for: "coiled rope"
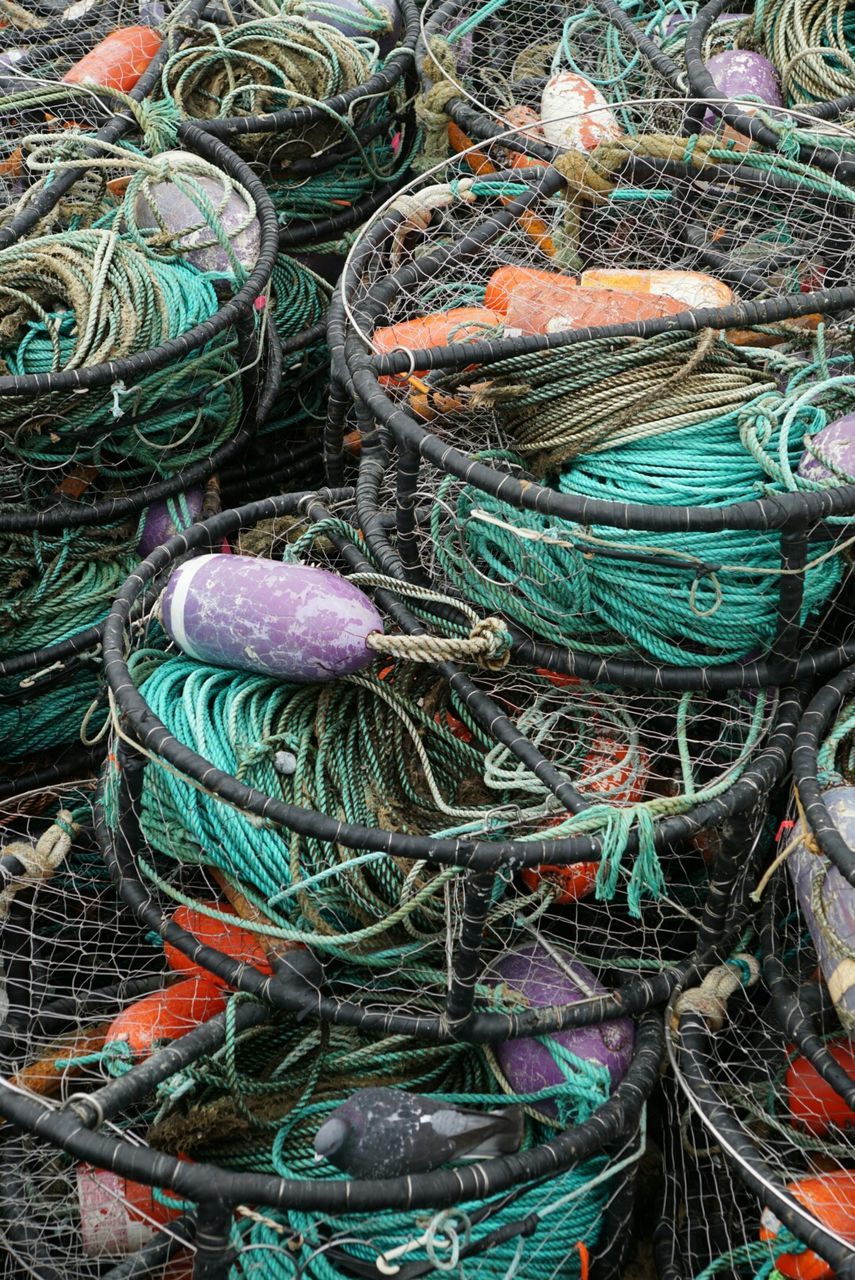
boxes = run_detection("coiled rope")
[0,229,243,502]
[431,379,847,666]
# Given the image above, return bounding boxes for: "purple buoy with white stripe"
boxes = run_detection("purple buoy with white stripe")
[160,554,384,681]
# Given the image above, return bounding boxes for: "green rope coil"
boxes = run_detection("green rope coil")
[432,376,848,667]
[0,229,244,502]
[141,1003,623,1280]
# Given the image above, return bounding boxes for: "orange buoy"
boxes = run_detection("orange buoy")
[63,26,162,92]
[504,276,685,336]
[579,268,733,310]
[372,306,502,382]
[785,1041,855,1136]
[760,1171,855,1280]
[484,266,687,334]
[105,975,228,1058]
[163,903,273,979]
[521,738,649,903]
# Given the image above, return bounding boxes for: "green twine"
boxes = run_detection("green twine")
[0,230,244,503]
[431,379,846,666]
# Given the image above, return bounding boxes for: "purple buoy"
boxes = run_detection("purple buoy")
[789,787,855,1035]
[298,0,402,56]
[491,944,635,1115]
[133,150,261,277]
[703,50,782,129]
[139,487,205,559]
[799,412,855,484]
[160,554,385,681]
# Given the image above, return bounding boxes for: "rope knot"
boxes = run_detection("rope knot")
[0,809,77,919]
[468,615,512,669]
[673,953,760,1031]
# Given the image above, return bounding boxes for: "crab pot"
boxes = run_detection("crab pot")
[93,488,797,1052]
[669,942,855,1280]
[150,0,420,245]
[329,143,855,692]
[418,0,686,166]
[0,128,279,513]
[684,0,855,180]
[0,786,167,1094]
[0,955,663,1280]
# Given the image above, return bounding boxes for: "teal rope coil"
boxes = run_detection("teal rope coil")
[0,229,244,503]
[431,380,849,667]
[0,667,103,759]
[0,518,142,659]
[139,1001,625,1280]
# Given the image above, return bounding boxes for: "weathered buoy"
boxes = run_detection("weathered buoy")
[138,487,204,558]
[705,49,782,109]
[540,72,621,152]
[799,412,855,484]
[105,975,227,1059]
[372,306,502,381]
[492,944,634,1114]
[163,902,273,978]
[160,554,384,681]
[63,26,161,91]
[579,267,734,310]
[788,786,855,1034]
[298,0,402,55]
[77,1165,180,1258]
[785,1039,855,1136]
[484,265,685,334]
[132,151,261,276]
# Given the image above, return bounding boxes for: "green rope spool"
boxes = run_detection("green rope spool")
[133,652,512,953]
[0,229,244,503]
[0,666,103,760]
[0,519,141,659]
[161,17,377,123]
[757,0,855,105]
[156,11,412,221]
[431,363,850,668]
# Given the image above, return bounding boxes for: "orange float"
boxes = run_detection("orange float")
[372,306,502,383]
[785,1041,855,1136]
[63,26,162,92]
[760,1171,855,1280]
[163,902,273,979]
[105,975,228,1058]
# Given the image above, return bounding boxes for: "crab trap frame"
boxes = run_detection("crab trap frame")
[326,130,855,692]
